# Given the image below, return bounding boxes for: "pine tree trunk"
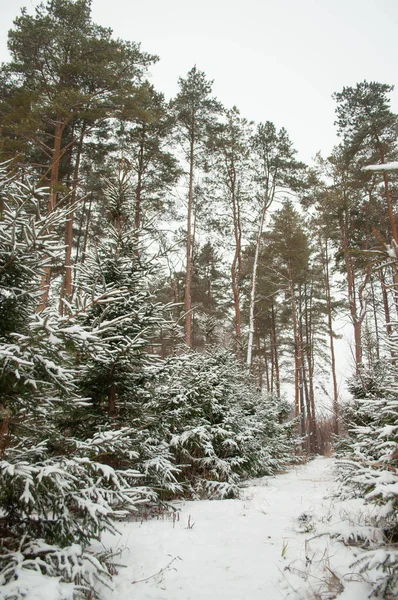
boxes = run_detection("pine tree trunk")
[108,383,116,417]
[247,200,267,369]
[264,335,270,393]
[135,123,146,230]
[301,361,314,452]
[81,193,93,265]
[185,133,194,347]
[60,121,86,312]
[49,117,64,212]
[380,269,393,336]
[271,302,280,396]
[255,330,263,390]
[304,280,318,453]
[73,195,88,278]
[298,361,306,441]
[38,117,65,311]
[289,274,301,421]
[0,409,10,458]
[231,256,241,357]
[369,275,380,360]
[230,174,242,358]
[323,238,339,435]
[340,205,365,373]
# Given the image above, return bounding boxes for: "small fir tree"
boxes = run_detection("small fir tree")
[0,164,153,598]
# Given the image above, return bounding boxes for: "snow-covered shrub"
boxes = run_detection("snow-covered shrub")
[0,540,111,600]
[0,434,151,598]
[335,360,398,598]
[151,348,295,498]
[0,430,151,545]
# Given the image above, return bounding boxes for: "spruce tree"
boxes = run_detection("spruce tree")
[0,163,152,598]
[336,357,398,598]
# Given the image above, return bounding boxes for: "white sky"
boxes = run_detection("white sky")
[1,0,398,163]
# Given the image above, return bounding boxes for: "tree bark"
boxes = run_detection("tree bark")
[263,335,270,393]
[247,197,268,370]
[229,164,242,358]
[289,272,301,421]
[81,193,93,265]
[339,203,366,373]
[135,122,146,230]
[184,132,194,347]
[255,330,263,391]
[108,379,116,417]
[271,302,280,396]
[380,269,393,336]
[38,116,65,311]
[303,279,318,453]
[323,237,339,435]
[60,121,87,313]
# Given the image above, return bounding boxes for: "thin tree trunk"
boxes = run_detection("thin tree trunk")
[247,198,268,369]
[289,273,301,420]
[231,254,241,357]
[49,117,64,212]
[38,117,65,311]
[298,283,311,451]
[108,378,116,417]
[185,133,194,347]
[135,123,146,230]
[323,238,339,435]
[60,121,86,312]
[380,269,393,336]
[369,275,380,360]
[264,335,271,393]
[81,193,93,265]
[304,279,318,453]
[301,362,313,452]
[255,330,263,391]
[340,204,366,373]
[298,361,306,440]
[0,409,11,458]
[271,302,280,396]
[230,171,242,358]
[73,195,88,279]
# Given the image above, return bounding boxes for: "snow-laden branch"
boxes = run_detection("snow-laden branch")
[363,162,398,172]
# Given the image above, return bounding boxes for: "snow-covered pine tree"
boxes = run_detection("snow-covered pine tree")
[336,353,398,598]
[0,165,152,599]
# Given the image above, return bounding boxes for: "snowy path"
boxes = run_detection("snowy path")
[101,458,372,599]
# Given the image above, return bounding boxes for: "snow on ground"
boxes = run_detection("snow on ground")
[99,457,376,600]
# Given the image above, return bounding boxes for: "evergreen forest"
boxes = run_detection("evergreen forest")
[1,1,398,598]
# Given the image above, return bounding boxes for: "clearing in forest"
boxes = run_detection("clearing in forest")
[100,457,374,599]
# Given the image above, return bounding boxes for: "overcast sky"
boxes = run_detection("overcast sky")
[1,0,398,163]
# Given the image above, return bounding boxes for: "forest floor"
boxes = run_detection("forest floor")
[99,457,377,600]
